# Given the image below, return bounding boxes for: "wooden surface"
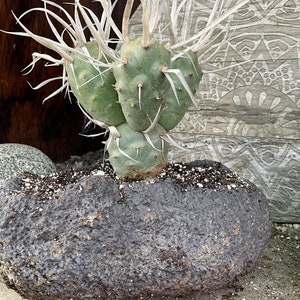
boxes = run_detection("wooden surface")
[0,1,102,161]
[131,0,300,223]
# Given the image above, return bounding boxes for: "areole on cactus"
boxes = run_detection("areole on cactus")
[3,0,250,180]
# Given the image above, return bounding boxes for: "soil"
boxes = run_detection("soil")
[0,150,299,300]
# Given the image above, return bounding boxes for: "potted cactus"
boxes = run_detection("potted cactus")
[4,0,248,181]
[0,1,272,299]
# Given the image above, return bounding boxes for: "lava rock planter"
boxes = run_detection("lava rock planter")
[0,160,272,300]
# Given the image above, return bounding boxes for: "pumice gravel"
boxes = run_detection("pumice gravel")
[14,159,251,201]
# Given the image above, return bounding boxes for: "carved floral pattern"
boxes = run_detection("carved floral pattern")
[170,0,300,222]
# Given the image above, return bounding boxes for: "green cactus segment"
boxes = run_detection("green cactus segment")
[65,40,125,126]
[113,37,171,131]
[107,122,169,181]
[158,50,202,130]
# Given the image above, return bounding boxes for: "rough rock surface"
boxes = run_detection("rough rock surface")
[0,161,272,300]
[0,143,56,186]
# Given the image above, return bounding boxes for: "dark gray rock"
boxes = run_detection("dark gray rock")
[0,143,56,186]
[0,161,272,300]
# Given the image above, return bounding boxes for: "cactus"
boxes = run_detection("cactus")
[5,0,250,181]
[65,40,125,126]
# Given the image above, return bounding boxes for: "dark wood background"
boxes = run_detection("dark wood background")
[0,0,139,162]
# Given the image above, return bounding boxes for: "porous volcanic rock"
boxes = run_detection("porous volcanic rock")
[0,143,56,186]
[0,160,272,300]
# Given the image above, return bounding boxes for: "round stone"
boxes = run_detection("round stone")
[0,161,272,299]
[0,143,56,186]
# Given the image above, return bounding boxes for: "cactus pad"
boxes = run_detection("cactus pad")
[107,122,169,180]
[113,37,171,131]
[65,40,125,126]
[158,50,202,130]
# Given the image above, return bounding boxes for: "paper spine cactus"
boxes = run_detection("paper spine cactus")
[3,0,250,180]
